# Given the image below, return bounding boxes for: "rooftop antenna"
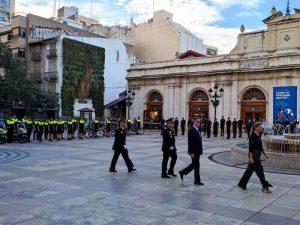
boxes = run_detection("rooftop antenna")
[286,0,290,15]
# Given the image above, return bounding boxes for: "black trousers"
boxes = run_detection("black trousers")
[26,128,32,142]
[238,128,242,137]
[233,128,237,138]
[181,126,185,135]
[174,126,178,136]
[161,151,177,175]
[238,162,271,189]
[220,127,224,136]
[226,128,230,139]
[181,154,200,183]
[207,128,211,138]
[110,150,134,170]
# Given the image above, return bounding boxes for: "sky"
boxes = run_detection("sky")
[16,0,295,54]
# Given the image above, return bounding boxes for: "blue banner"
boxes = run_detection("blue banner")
[273,86,297,122]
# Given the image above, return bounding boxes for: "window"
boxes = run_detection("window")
[50,43,56,50]
[12,27,26,38]
[190,91,209,102]
[34,62,41,72]
[243,89,266,101]
[49,60,57,71]
[148,92,163,102]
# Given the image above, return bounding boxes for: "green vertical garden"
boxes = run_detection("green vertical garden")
[61,39,105,117]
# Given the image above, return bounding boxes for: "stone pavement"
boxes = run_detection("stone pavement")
[0,132,299,225]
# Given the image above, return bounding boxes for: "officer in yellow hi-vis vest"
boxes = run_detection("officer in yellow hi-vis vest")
[78,118,85,139]
[106,117,111,137]
[25,117,33,142]
[67,119,73,140]
[93,119,99,137]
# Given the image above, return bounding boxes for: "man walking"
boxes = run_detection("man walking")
[179,117,204,185]
[109,118,136,173]
[161,118,177,178]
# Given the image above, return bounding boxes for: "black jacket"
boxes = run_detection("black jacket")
[249,133,263,162]
[112,127,126,151]
[188,127,203,155]
[162,127,176,152]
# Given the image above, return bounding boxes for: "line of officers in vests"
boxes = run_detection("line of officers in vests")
[160,116,254,139]
[4,115,114,143]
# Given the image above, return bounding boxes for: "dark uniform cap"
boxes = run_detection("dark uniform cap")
[166,118,174,123]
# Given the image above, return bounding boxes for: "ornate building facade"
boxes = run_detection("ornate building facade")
[127,8,300,124]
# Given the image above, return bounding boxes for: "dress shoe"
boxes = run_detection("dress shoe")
[161,174,171,178]
[168,173,177,177]
[128,168,136,173]
[194,181,204,185]
[179,171,184,181]
[109,169,117,172]
[238,184,246,190]
[262,188,272,193]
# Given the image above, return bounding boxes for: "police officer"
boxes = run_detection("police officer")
[226,117,231,139]
[25,117,33,142]
[246,119,253,139]
[109,118,136,173]
[206,118,212,138]
[238,118,243,137]
[161,118,177,178]
[220,116,225,136]
[203,117,208,136]
[44,119,49,140]
[106,117,111,137]
[127,117,131,131]
[93,118,99,137]
[213,119,219,137]
[136,117,141,131]
[48,118,54,141]
[67,119,73,140]
[174,117,179,136]
[72,118,77,139]
[57,119,64,141]
[78,118,85,139]
[232,118,237,138]
[180,117,186,135]
[6,116,14,143]
[37,120,44,142]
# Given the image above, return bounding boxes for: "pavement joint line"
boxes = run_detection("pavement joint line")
[240,183,300,225]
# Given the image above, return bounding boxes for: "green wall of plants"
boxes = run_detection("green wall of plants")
[61,38,105,117]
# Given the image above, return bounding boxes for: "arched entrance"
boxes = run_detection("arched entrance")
[144,91,163,122]
[241,88,266,122]
[189,90,209,120]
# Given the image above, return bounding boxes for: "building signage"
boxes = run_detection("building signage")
[29,25,79,40]
[239,60,269,69]
[273,86,297,122]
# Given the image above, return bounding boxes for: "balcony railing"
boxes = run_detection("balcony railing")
[44,71,58,82]
[46,49,57,58]
[31,51,41,61]
[29,72,43,83]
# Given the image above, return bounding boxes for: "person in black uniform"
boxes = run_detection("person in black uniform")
[179,117,204,185]
[180,117,186,135]
[206,118,212,138]
[232,118,237,138]
[213,119,219,137]
[109,118,136,173]
[220,116,225,136]
[25,117,33,142]
[161,118,177,178]
[238,118,243,137]
[246,119,253,139]
[48,118,54,141]
[174,117,179,136]
[44,120,49,140]
[226,117,231,139]
[238,122,272,193]
[203,117,207,136]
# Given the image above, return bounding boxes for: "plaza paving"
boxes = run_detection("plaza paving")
[0,132,299,225]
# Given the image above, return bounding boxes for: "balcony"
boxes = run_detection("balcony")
[46,49,57,58]
[29,72,43,83]
[44,71,58,82]
[31,51,41,61]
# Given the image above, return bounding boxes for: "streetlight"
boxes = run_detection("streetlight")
[208,84,224,121]
[124,89,135,119]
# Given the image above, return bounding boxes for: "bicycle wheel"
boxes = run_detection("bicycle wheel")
[129,128,136,135]
[98,129,104,138]
[139,128,145,135]
[110,129,115,137]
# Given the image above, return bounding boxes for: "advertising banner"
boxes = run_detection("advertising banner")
[273,86,297,122]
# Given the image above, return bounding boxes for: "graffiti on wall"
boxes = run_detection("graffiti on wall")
[29,25,79,40]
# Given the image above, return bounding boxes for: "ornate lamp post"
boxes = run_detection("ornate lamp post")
[124,89,135,119]
[208,84,224,121]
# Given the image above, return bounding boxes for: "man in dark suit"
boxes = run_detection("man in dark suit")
[109,118,136,173]
[238,118,243,137]
[206,118,212,138]
[161,118,177,178]
[226,117,231,139]
[174,117,179,136]
[179,117,204,185]
[180,117,186,135]
[220,116,225,136]
[232,118,237,138]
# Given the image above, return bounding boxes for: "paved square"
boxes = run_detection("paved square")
[0,132,299,225]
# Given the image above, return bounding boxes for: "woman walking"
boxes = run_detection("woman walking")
[238,122,273,193]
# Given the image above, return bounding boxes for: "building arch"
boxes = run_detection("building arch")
[188,89,209,120]
[240,87,267,123]
[144,90,163,122]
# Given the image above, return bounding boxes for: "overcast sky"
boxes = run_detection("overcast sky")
[17,0,293,54]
